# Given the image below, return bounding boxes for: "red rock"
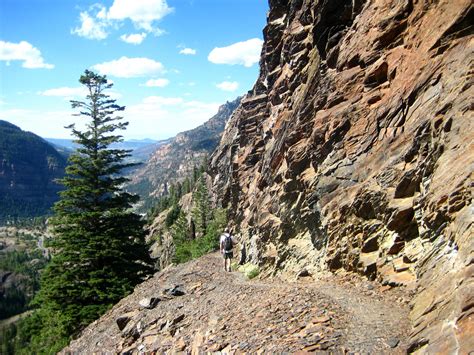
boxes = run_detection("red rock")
[209,0,473,352]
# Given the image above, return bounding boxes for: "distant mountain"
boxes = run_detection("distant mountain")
[44,138,77,151]
[126,97,242,210]
[0,121,67,222]
[45,137,164,163]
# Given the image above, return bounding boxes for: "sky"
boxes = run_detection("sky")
[0,0,269,140]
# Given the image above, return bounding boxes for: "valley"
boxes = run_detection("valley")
[0,226,48,321]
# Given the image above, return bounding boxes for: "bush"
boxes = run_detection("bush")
[238,263,260,279]
[171,207,227,265]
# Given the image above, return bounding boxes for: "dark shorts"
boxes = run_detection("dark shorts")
[223,251,233,259]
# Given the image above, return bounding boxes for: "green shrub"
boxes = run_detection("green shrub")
[238,263,259,279]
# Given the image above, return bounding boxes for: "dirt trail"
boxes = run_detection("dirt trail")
[65,253,411,354]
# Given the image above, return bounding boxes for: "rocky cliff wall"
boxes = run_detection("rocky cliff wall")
[210,0,473,352]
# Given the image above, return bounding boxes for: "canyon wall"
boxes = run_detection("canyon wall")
[210,0,473,352]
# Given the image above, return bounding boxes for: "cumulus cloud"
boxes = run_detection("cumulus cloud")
[120,32,147,44]
[142,96,183,105]
[107,0,173,32]
[179,47,196,55]
[143,78,170,87]
[0,109,82,138]
[39,87,87,97]
[0,40,54,69]
[208,38,263,67]
[38,86,122,100]
[92,56,165,78]
[1,95,221,140]
[72,0,172,40]
[71,7,109,40]
[125,96,220,139]
[216,81,239,92]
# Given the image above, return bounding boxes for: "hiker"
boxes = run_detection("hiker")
[220,228,236,272]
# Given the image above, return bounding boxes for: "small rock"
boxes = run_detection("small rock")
[239,341,250,349]
[387,337,400,348]
[167,285,186,296]
[175,337,186,351]
[297,269,311,278]
[172,314,185,325]
[139,297,161,309]
[121,321,140,341]
[367,284,375,290]
[311,315,331,324]
[116,310,139,331]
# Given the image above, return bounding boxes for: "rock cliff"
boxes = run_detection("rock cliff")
[0,120,66,222]
[210,0,473,352]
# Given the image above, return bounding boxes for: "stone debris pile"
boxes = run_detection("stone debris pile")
[64,253,410,354]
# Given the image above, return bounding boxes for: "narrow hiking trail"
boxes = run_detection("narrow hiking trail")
[64,253,411,354]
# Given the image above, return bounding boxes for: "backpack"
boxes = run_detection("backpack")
[223,233,233,252]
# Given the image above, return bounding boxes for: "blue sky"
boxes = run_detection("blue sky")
[0,0,268,139]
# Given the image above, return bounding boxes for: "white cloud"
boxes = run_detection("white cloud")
[38,86,122,100]
[142,96,183,105]
[143,78,170,87]
[0,95,221,140]
[208,38,263,67]
[179,47,196,55]
[72,7,109,40]
[92,56,165,78]
[72,1,172,41]
[124,96,220,139]
[0,40,54,69]
[216,81,239,92]
[107,0,173,32]
[39,87,87,97]
[0,109,84,138]
[120,32,147,45]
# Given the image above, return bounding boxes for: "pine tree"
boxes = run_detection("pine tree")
[171,211,192,263]
[191,177,211,236]
[29,70,154,352]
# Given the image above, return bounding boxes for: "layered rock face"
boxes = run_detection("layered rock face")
[0,121,66,221]
[210,0,473,352]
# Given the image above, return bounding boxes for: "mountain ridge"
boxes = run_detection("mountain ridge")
[126,97,241,208]
[0,120,67,222]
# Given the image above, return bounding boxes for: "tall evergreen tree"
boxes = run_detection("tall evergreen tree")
[29,70,154,352]
[191,177,211,236]
[171,211,191,263]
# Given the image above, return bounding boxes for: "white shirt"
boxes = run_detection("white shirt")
[220,233,235,250]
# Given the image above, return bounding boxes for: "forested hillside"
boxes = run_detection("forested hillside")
[0,121,66,222]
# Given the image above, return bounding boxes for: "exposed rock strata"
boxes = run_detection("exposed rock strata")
[210,0,473,352]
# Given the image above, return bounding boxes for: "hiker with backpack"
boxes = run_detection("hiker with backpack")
[220,228,236,272]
